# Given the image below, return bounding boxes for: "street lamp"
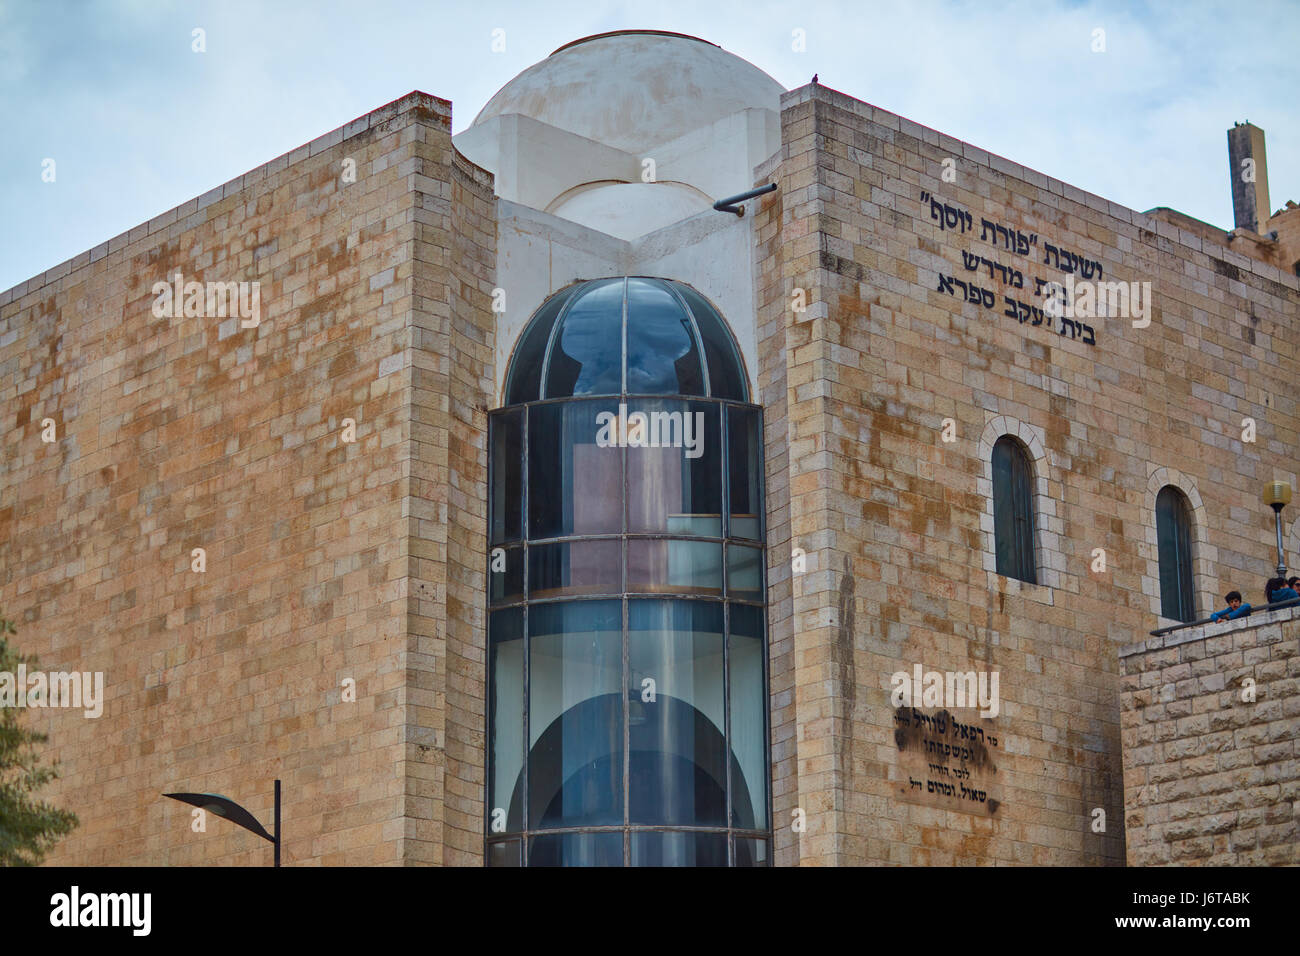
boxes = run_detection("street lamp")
[1263,480,1292,579]
[163,779,281,866]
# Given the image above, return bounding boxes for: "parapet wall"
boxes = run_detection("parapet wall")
[1119,608,1300,865]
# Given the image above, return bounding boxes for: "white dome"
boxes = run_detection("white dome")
[471,30,785,153]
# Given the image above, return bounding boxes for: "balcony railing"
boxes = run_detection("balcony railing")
[1149,596,1300,637]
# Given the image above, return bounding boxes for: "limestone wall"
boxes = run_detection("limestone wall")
[0,92,496,865]
[753,83,1300,865]
[1119,609,1300,865]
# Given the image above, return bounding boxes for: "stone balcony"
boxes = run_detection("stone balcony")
[1118,604,1300,865]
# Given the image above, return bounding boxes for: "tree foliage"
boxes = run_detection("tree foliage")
[0,617,78,866]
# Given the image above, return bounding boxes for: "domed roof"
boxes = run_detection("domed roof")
[471,30,785,154]
[504,277,749,404]
[548,181,712,240]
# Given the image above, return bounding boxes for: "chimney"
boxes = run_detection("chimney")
[1228,122,1270,234]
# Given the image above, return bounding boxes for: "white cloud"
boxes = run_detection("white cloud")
[1,0,1296,290]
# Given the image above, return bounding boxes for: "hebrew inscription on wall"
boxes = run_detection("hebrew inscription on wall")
[921,190,1102,346]
[894,707,1001,816]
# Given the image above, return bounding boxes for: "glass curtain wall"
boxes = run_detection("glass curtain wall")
[487,278,770,867]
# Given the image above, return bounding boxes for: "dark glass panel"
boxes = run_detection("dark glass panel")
[527,832,623,867]
[528,540,621,599]
[733,837,770,867]
[528,401,623,539]
[544,279,624,398]
[627,400,722,536]
[487,840,522,867]
[674,284,747,401]
[1156,485,1196,622]
[992,436,1036,584]
[493,285,775,865]
[488,608,525,833]
[726,544,763,600]
[627,600,727,826]
[627,539,722,593]
[992,440,1015,575]
[729,603,767,829]
[488,545,524,606]
[630,831,728,867]
[489,409,523,544]
[505,285,579,405]
[528,601,623,829]
[625,278,705,396]
[727,405,762,540]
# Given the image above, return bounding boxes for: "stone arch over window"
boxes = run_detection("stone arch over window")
[976,417,1062,593]
[1140,467,1215,624]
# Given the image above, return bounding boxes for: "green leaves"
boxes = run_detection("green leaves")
[0,618,79,866]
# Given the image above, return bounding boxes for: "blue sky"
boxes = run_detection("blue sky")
[2,0,1297,291]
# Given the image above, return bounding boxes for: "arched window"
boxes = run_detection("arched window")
[487,277,769,867]
[991,436,1036,584]
[1156,485,1196,622]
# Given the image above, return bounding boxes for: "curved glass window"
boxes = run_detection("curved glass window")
[503,284,581,407]
[1156,485,1196,622]
[504,277,750,405]
[728,406,762,541]
[992,435,1037,584]
[676,283,747,403]
[528,600,623,829]
[627,400,722,536]
[528,401,624,539]
[489,409,523,545]
[626,279,705,395]
[488,278,768,866]
[545,281,625,397]
[627,600,726,826]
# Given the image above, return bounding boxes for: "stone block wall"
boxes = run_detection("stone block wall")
[0,91,495,865]
[405,143,497,866]
[1119,609,1300,865]
[753,82,1300,865]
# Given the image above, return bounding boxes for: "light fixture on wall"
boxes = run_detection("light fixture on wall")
[1263,480,1293,578]
[163,779,281,866]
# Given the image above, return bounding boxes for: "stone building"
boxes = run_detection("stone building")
[1120,608,1299,864]
[1,30,1297,866]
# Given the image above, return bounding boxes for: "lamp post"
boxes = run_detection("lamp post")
[164,779,281,866]
[1263,480,1292,579]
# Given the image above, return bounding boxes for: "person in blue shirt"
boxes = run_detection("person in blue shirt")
[1264,577,1300,605]
[1210,590,1251,622]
